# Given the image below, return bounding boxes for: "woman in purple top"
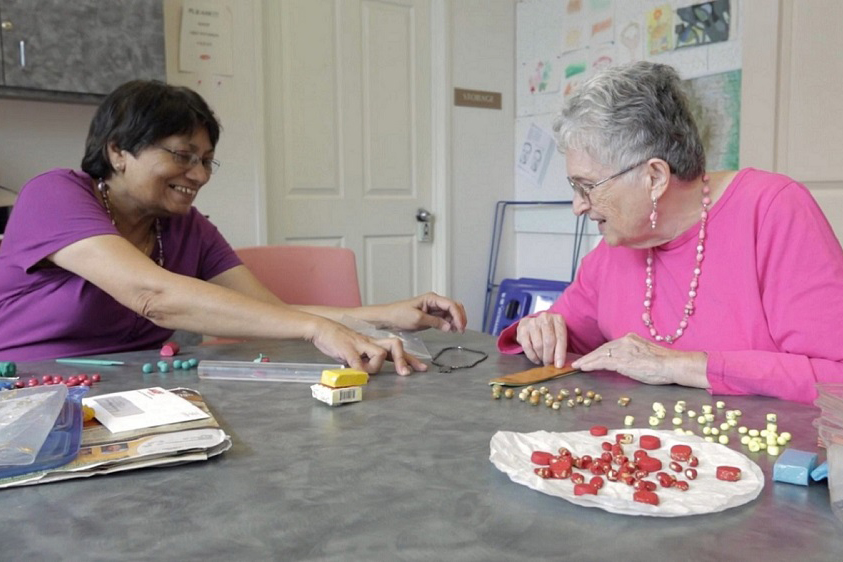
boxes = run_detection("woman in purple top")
[498,62,843,403]
[0,81,465,374]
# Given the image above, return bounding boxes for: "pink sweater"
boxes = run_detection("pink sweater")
[498,169,843,403]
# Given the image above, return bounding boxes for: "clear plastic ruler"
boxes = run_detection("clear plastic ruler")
[197,361,344,383]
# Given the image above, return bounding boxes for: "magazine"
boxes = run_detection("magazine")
[0,388,230,489]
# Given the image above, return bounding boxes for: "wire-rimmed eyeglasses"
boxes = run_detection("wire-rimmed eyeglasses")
[566,159,648,203]
[156,145,221,175]
[430,346,488,373]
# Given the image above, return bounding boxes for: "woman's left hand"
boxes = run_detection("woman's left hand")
[571,333,709,389]
[378,292,467,333]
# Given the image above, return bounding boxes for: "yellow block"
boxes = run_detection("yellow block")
[321,368,369,388]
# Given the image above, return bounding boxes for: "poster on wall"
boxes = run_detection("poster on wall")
[646,4,674,55]
[179,0,234,76]
[684,69,741,171]
[675,0,730,49]
[517,124,557,188]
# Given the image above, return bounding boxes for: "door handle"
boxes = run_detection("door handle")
[416,208,433,242]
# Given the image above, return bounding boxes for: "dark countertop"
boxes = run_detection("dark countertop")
[3,330,841,561]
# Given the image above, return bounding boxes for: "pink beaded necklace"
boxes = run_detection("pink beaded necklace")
[641,176,711,344]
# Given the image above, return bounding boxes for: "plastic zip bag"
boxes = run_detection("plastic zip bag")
[0,384,68,465]
[339,316,432,360]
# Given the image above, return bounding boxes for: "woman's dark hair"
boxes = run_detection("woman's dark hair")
[81,80,221,179]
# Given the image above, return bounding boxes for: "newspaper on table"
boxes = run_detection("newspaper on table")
[0,388,230,489]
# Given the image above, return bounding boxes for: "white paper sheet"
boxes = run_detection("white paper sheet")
[490,428,763,517]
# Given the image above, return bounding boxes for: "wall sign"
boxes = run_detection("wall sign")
[454,88,502,110]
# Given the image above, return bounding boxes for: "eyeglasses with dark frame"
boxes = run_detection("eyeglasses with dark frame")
[566,159,648,203]
[156,145,221,175]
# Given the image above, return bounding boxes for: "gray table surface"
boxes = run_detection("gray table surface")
[3,329,842,561]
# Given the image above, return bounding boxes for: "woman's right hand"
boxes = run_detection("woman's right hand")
[308,319,426,376]
[515,311,569,368]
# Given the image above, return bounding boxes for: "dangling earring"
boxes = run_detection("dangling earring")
[650,196,658,229]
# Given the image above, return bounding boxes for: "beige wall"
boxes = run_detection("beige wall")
[0,98,95,193]
[449,0,517,330]
[741,0,843,241]
[163,0,266,249]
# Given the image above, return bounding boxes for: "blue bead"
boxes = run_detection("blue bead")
[142,363,154,373]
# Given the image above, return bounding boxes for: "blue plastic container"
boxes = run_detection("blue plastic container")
[488,277,570,335]
[0,386,87,480]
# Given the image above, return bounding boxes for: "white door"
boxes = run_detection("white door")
[262,0,440,305]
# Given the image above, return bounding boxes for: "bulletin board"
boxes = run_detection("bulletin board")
[516,0,742,182]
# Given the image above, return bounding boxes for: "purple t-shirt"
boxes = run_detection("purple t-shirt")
[0,169,242,361]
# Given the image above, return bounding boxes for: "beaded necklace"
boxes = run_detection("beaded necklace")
[96,179,164,267]
[641,177,711,344]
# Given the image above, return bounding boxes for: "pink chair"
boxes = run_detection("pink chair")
[235,245,362,307]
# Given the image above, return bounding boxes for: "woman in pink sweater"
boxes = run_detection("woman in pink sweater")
[497,62,843,403]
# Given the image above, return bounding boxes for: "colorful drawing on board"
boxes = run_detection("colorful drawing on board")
[646,5,673,55]
[564,61,587,79]
[566,0,583,15]
[684,69,741,171]
[618,22,642,63]
[591,16,614,45]
[590,43,616,72]
[562,58,588,98]
[588,0,612,11]
[526,59,559,95]
[675,0,730,48]
[562,24,586,53]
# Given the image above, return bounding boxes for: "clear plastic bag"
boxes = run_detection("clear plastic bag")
[0,384,68,465]
[339,316,432,360]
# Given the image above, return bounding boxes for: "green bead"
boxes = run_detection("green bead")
[142,363,154,373]
[0,362,17,377]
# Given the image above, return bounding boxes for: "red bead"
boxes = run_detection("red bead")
[530,451,555,466]
[633,490,660,506]
[639,435,662,450]
[590,425,608,437]
[574,483,599,496]
[670,444,692,462]
[637,456,663,473]
[716,466,742,482]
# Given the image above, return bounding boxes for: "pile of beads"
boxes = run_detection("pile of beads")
[142,357,199,374]
[530,429,742,507]
[737,413,791,456]
[502,385,603,410]
[0,373,101,391]
[641,399,788,457]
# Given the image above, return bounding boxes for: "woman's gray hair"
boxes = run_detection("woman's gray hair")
[553,61,706,180]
